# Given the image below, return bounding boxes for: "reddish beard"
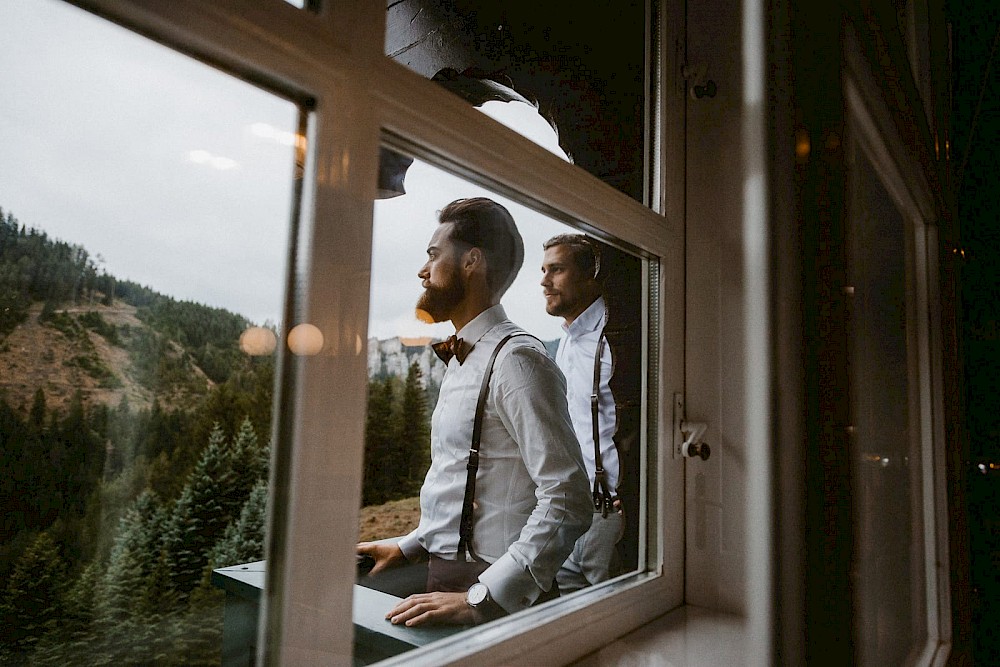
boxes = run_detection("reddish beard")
[415,269,465,323]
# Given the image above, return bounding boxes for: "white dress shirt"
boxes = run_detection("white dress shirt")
[397,304,593,613]
[555,297,620,493]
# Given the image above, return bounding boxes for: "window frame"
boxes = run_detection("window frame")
[843,22,952,666]
[65,0,687,664]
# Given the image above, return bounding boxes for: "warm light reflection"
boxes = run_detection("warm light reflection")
[399,336,433,346]
[188,149,238,170]
[240,326,277,356]
[249,122,305,149]
[287,323,324,356]
[795,129,810,160]
[414,308,434,324]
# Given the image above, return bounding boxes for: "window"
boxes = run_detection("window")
[847,148,928,666]
[2,1,685,665]
[840,31,952,661]
[0,1,297,663]
[356,139,650,659]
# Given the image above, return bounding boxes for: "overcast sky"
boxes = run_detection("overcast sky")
[0,0,573,342]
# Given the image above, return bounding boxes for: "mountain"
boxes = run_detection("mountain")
[0,299,213,415]
[0,207,253,416]
[367,336,446,386]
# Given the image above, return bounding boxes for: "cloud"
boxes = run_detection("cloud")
[0,1,624,343]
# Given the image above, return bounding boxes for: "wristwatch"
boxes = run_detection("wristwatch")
[466,582,504,622]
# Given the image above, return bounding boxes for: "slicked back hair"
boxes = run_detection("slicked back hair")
[543,233,604,281]
[439,197,524,298]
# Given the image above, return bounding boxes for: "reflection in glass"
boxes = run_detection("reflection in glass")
[355,143,643,661]
[383,2,648,202]
[848,153,927,666]
[0,1,295,664]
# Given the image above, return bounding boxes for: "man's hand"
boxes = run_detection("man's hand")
[356,541,406,575]
[385,591,479,627]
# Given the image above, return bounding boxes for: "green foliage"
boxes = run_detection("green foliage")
[0,208,108,334]
[0,291,28,340]
[1,418,271,665]
[362,362,431,506]
[77,311,119,345]
[0,206,282,664]
[134,298,249,385]
[0,532,67,659]
[69,353,121,388]
[400,362,431,493]
[208,479,268,570]
[0,207,255,391]
[124,327,206,397]
[40,309,84,339]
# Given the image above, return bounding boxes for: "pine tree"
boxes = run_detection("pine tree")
[398,361,431,493]
[0,397,28,540]
[228,418,266,521]
[363,378,396,505]
[30,560,102,666]
[162,425,240,598]
[208,479,269,570]
[90,490,167,664]
[0,532,67,660]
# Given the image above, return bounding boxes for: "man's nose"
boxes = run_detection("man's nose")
[418,264,429,279]
[540,271,551,287]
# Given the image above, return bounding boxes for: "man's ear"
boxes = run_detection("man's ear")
[464,247,485,274]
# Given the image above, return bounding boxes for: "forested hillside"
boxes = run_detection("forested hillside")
[0,207,432,664]
[0,207,278,664]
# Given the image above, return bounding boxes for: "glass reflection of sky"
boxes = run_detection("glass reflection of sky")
[0,0,296,327]
[369,101,574,342]
[0,0,580,341]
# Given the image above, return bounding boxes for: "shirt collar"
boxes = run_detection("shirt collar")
[456,303,508,348]
[562,296,606,337]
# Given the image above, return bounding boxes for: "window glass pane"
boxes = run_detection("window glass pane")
[0,1,296,663]
[848,152,927,666]
[384,1,647,202]
[355,138,645,662]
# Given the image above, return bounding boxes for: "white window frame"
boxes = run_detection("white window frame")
[66,1,687,664]
[844,23,952,667]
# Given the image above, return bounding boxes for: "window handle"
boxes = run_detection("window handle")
[680,421,711,461]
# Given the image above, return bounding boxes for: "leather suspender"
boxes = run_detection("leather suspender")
[457,331,535,563]
[591,328,614,518]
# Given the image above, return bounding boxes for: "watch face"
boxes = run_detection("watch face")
[467,582,489,606]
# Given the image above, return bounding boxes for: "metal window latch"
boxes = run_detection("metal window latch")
[672,393,712,460]
[681,62,717,100]
[681,422,711,460]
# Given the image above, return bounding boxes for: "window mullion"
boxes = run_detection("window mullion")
[371,60,680,258]
[263,85,382,664]
[70,0,361,102]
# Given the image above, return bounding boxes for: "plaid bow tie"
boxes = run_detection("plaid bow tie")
[432,335,470,365]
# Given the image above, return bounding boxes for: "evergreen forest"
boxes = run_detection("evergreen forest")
[0,209,432,665]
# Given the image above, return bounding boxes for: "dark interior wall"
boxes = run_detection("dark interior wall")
[385,0,647,201]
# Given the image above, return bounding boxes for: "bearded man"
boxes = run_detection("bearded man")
[357,197,592,626]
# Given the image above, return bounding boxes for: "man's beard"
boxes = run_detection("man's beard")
[415,270,465,323]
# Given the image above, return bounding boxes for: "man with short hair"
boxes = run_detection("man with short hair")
[541,233,624,593]
[358,198,592,626]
